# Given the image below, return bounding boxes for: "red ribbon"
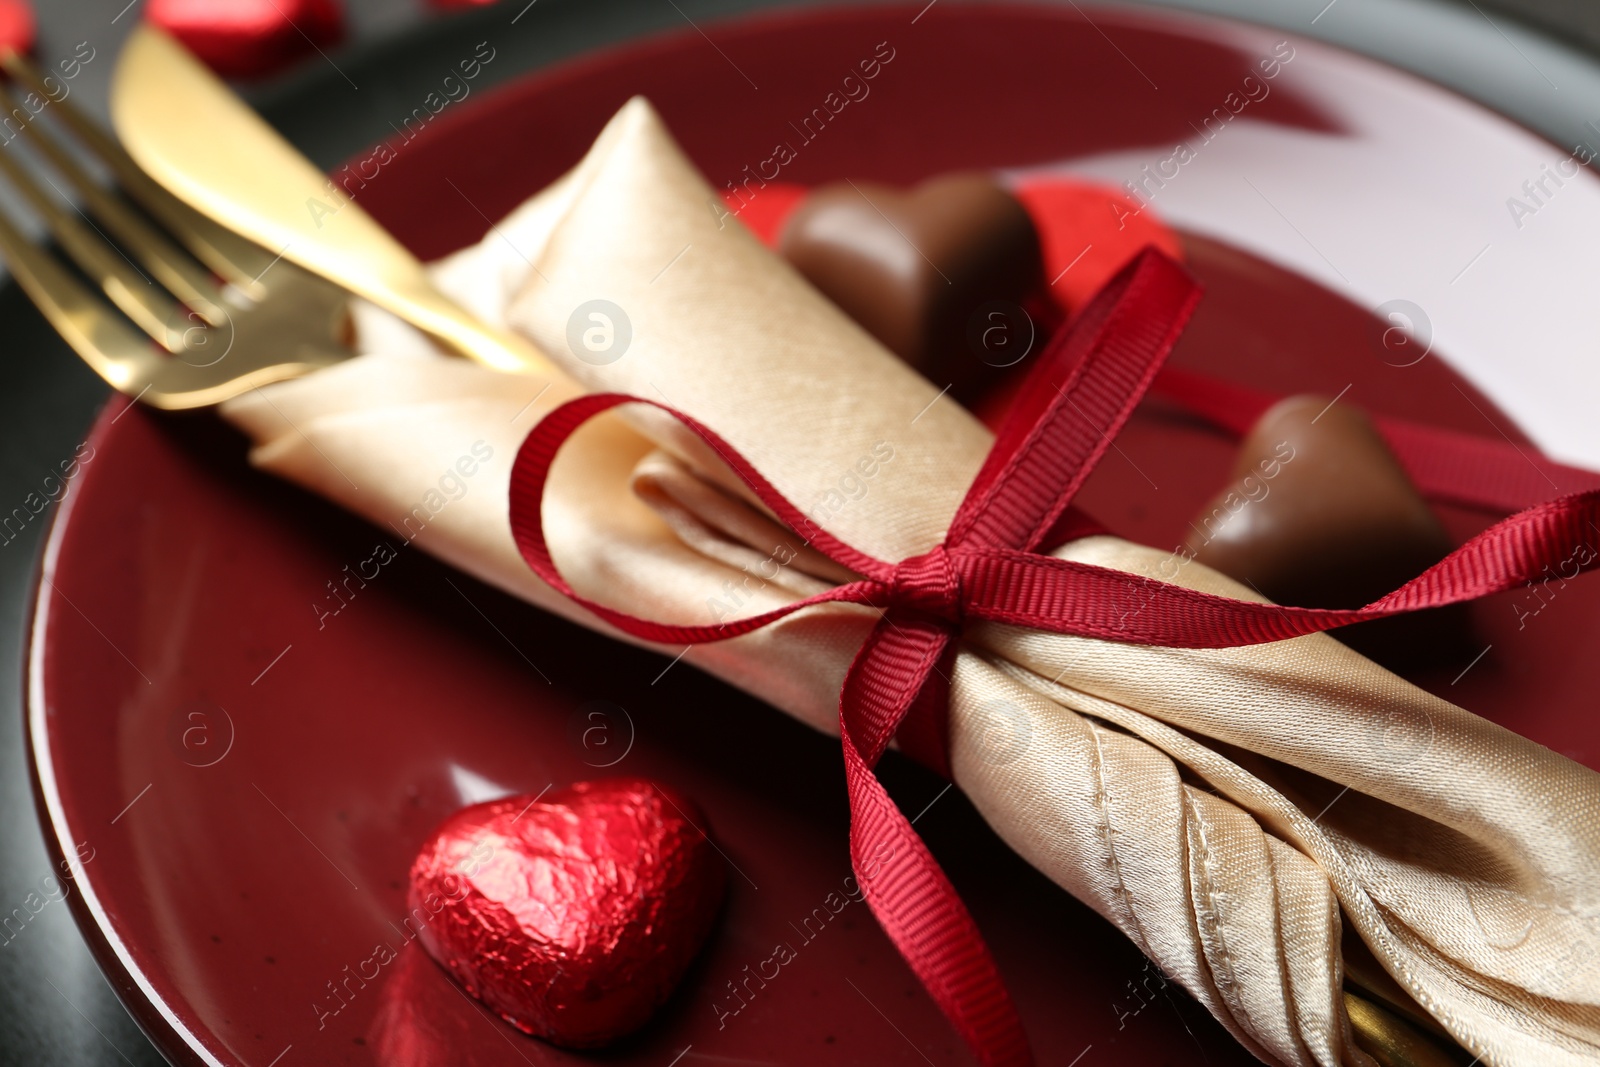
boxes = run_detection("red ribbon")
[509,248,1600,1065]
[1151,365,1600,515]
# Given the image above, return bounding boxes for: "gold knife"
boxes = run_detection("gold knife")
[106,27,1478,1067]
[109,24,553,377]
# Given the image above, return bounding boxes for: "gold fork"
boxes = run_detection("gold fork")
[0,43,1476,1067]
[1,48,454,409]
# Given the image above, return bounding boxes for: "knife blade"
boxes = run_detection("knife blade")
[109,24,553,376]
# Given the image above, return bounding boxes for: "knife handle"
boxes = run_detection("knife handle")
[110,25,559,379]
[373,273,553,375]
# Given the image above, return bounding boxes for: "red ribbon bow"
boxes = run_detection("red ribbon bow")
[509,249,1600,1065]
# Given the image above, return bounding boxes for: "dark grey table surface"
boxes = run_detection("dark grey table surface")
[2,0,1596,1064]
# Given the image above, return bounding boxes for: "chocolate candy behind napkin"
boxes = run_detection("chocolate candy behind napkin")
[779,174,1043,399]
[1186,395,1467,665]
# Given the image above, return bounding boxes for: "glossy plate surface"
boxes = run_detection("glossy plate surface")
[29,4,1600,1066]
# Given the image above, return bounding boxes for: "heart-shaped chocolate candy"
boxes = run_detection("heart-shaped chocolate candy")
[779,173,1043,394]
[409,778,725,1048]
[1186,394,1453,610]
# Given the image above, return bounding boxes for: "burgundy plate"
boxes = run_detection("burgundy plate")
[28,5,1600,1067]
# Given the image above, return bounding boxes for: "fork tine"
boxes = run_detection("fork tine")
[0,200,162,397]
[1,49,276,297]
[0,199,314,410]
[0,138,192,349]
[0,81,230,326]
[0,49,354,412]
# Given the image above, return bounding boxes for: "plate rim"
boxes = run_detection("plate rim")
[24,407,222,1067]
[24,4,1600,1066]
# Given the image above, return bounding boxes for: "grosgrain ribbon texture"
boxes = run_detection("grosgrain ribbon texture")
[225,98,1600,1067]
[509,248,1600,1065]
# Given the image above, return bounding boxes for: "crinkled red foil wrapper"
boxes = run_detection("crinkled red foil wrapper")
[408,778,726,1048]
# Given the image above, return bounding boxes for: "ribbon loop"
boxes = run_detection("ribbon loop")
[508,246,1600,1067]
[512,249,1205,1067]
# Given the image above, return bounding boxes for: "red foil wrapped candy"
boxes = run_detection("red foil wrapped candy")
[144,0,345,81]
[0,0,33,55]
[408,778,726,1048]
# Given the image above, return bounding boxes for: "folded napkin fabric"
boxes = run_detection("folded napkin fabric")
[221,99,1600,1067]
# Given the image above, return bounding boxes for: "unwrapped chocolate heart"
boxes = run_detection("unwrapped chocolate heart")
[1184,395,1459,614]
[1184,393,1474,666]
[778,173,1043,396]
[409,778,726,1048]
[1185,394,1453,609]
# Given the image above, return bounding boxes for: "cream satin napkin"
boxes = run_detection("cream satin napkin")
[221,99,1600,1067]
